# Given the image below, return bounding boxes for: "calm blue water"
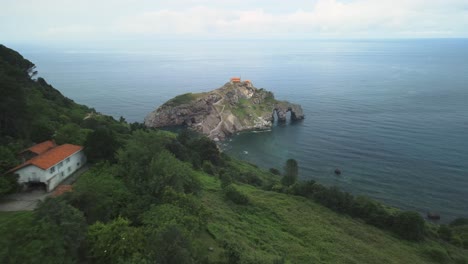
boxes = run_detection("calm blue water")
[13,39,468,221]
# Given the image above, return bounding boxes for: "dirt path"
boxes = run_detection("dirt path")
[209,98,226,137]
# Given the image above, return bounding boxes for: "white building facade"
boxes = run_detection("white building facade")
[11,143,86,192]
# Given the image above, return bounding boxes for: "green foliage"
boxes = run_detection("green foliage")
[2,45,468,263]
[148,150,201,195]
[290,180,316,198]
[117,130,172,179]
[0,212,70,264]
[281,159,298,186]
[269,168,281,175]
[0,46,31,138]
[55,123,91,145]
[147,225,195,264]
[66,165,131,223]
[142,203,203,236]
[219,171,234,189]
[166,138,192,162]
[84,126,121,162]
[223,241,242,264]
[35,198,87,260]
[203,160,216,175]
[424,248,449,263]
[0,44,89,143]
[451,218,468,227]
[0,172,19,197]
[166,93,197,106]
[393,211,426,241]
[439,225,453,241]
[224,184,250,205]
[160,187,208,222]
[0,201,86,264]
[87,217,146,264]
[450,224,468,249]
[117,129,201,198]
[174,130,223,167]
[190,136,222,166]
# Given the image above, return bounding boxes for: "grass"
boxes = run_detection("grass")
[196,173,468,263]
[165,93,201,106]
[0,211,33,227]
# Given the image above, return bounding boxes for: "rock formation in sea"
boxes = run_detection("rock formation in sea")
[144,79,304,140]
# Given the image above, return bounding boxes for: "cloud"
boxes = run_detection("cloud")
[112,0,468,38]
[1,0,468,44]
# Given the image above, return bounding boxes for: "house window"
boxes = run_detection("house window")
[58,162,63,168]
[68,167,71,172]
[61,172,64,177]
[50,166,55,173]
[77,162,80,167]
[66,157,70,163]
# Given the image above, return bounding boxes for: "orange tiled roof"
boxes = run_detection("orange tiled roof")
[11,144,83,172]
[52,185,73,197]
[21,140,56,155]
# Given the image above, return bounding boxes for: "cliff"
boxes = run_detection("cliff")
[144,81,304,140]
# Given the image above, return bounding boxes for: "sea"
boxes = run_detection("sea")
[12,39,468,222]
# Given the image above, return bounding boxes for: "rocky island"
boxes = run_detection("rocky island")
[144,78,304,140]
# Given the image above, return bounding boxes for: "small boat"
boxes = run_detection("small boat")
[427,212,441,220]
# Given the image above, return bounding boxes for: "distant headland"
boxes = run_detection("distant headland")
[144,78,304,140]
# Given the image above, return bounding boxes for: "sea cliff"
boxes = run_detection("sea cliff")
[144,80,304,140]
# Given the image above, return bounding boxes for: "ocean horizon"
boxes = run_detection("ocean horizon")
[12,39,468,222]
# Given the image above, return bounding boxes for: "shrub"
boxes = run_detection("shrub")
[240,172,263,187]
[224,185,249,205]
[438,225,452,241]
[202,160,216,175]
[269,168,281,175]
[220,173,234,189]
[291,180,316,198]
[223,241,242,264]
[393,211,426,241]
[424,248,449,263]
[451,218,468,227]
[0,173,19,197]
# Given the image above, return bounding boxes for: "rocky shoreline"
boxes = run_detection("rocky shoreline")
[144,80,304,140]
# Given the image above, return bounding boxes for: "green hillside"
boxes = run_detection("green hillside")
[0,44,467,263]
[198,173,467,263]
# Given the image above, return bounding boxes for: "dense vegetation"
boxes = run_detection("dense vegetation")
[1,44,467,263]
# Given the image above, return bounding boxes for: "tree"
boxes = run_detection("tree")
[54,123,91,145]
[281,159,298,186]
[84,127,120,162]
[66,165,131,223]
[35,198,87,260]
[438,225,452,241]
[148,225,194,264]
[87,217,146,264]
[392,211,426,241]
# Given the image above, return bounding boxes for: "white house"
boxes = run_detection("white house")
[10,140,87,192]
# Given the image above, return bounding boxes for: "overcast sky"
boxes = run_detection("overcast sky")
[2,0,468,46]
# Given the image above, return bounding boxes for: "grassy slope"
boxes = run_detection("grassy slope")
[197,173,468,263]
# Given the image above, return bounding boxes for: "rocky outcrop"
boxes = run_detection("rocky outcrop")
[144,81,304,140]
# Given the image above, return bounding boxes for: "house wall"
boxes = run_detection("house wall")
[15,166,46,184]
[14,150,87,192]
[45,150,86,191]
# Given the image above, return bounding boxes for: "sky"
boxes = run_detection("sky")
[1,0,468,47]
